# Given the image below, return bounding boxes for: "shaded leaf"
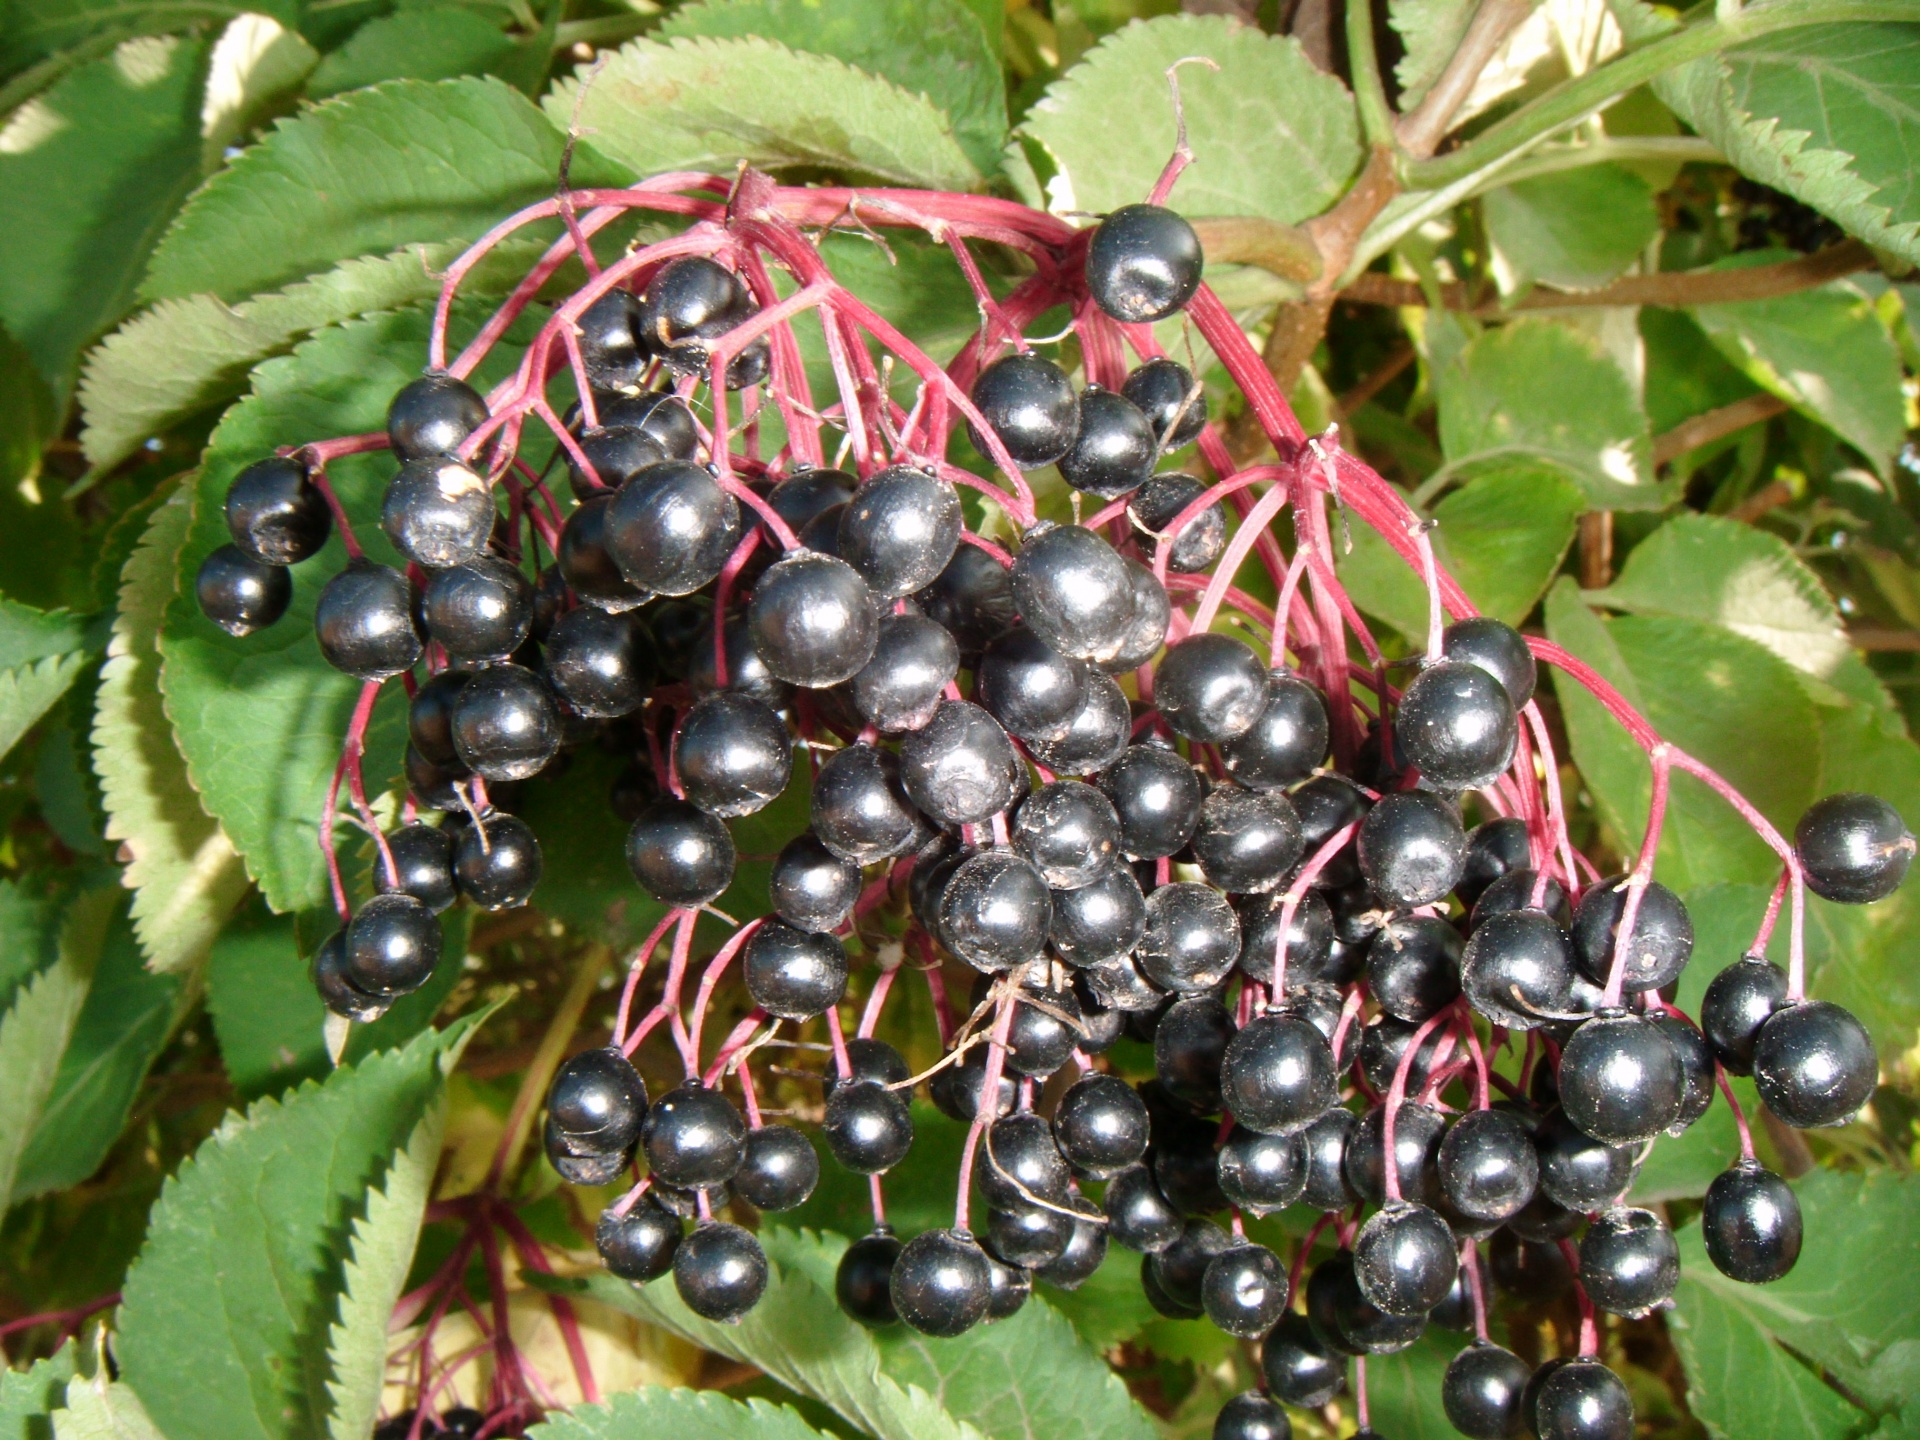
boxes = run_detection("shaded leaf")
[0,1342,77,1440]
[306,8,518,99]
[660,0,1008,176]
[1363,1328,1462,1440]
[0,322,56,495]
[94,487,246,973]
[1640,306,1760,437]
[0,652,92,767]
[51,1379,165,1440]
[1018,14,1361,223]
[1483,163,1660,292]
[526,1387,841,1440]
[0,876,61,1009]
[546,36,980,191]
[116,1012,487,1440]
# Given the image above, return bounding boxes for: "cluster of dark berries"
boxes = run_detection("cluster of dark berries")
[196,163,1912,1440]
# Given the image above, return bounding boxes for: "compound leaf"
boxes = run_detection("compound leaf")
[525,1387,839,1440]
[306,8,519,99]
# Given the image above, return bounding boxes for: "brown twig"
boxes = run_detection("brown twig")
[1654,394,1790,466]
[1396,0,1540,158]
[1727,477,1795,523]
[1846,628,1920,652]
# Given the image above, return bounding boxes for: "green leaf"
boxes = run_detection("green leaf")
[1653,23,1920,267]
[142,78,624,305]
[1436,317,1664,510]
[1670,1169,1920,1434]
[94,487,247,973]
[0,887,116,1214]
[12,899,183,1198]
[1640,306,1761,437]
[1362,1328,1462,1440]
[1483,163,1660,292]
[0,652,92,765]
[51,1379,166,1440]
[322,1104,445,1440]
[0,322,56,494]
[1341,465,1585,641]
[1591,512,1851,677]
[1017,14,1361,224]
[527,1387,844,1440]
[0,34,209,402]
[0,877,60,1012]
[0,1342,78,1440]
[306,8,519,99]
[1691,257,1907,474]
[1039,1246,1160,1353]
[1389,0,1475,111]
[199,13,320,162]
[546,35,981,191]
[116,1012,487,1440]
[659,0,1008,177]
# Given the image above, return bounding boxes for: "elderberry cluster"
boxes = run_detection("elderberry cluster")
[194,164,1915,1440]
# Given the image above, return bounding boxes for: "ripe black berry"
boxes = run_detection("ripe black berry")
[1702,1160,1801,1282]
[743,919,848,1019]
[1193,784,1304,894]
[985,1202,1072,1268]
[450,664,559,781]
[1212,1392,1287,1440]
[981,1111,1070,1207]
[568,423,669,497]
[673,1220,768,1321]
[1137,882,1241,993]
[1104,1163,1183,1252]
[382,457,494,569]
[574,290,648,391]
[1153,994,1235,1110]
[1353,1201,1457,1316]
[1086,204,1203,323]
[1534,1107,1634,1211]
[1578,1205,1678,1315]
[928,1046,1017,1125]
[1358,791,1467,908]
[549,1046,648,1155]
[344,892,441,996]
[453,811,541,910]
[676,692,791,818]
[837,1229,903,1325]
[313,930,389,1022]
[596,1197,680,1281]
[1394,659,1518,792]
[849,613,958,732]
[1003,979,1081,1076]
[605,461,742,597]
[1443,616,1536,707]
[1700,955,1788,1075]
[372,822,456,913]
[1654,1011,1715,1133]
[559,494,648,611]
[837,467,963,598]
[1457,816,1530,908]
[823,1080,913,1173]
[1155,632,1268,743]
[545,1119,627,1185]
[1218,1127,1307,1213]
[1216,670,1329,791]
[543,605,652,718]
[1558,1010,1685,1144]
[1301,1106,1359,1210]
[914,543,1016,659]
[1221,1011,1336,1135]
[1152,1217,1233,1312]
[1437,1107,1537,1223]
[1442,1341,1531,1440]
[937,850,1052,971]
[1123,357,1207,450]
[226,456,331,565]
[1461,908,1576,1030]
[1099,743,1203,860]
[1012,780,1121,889]
[970,353,1079,468]
[1795,791,1914,902]
[1097,561,1174,676]
[1052,1073,1149,1177]
[644,1081,746,1188]
[197,544,291,637]
[1751,999,1877,1128]
[1059,386,1156,497]
[811,743,918,864]
[388,372,490,462]
[423,556,532,664]
[1531,1358,1632,1440]
[891,1228,992,1336]
[768,833,861,933]
[1306,1248,1426,1355]
[727,1124,818,1213]
[1262,1310,1345,1407]
[642,257,751,376]
[1569,876,1694,991]
[1368,916,1463,1023]
[899,700,1020,826]
[1202,1242,1288,1337]
[748,551,880,688]
[626,800,736,906]
[1233,889,1333,984]
[315,560,421,678]
[978,626,1089,742]
[1345,1101,1444,1205]
[1012,523,1136,662]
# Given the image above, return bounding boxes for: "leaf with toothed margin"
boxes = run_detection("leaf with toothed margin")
[50,1378,166,1440]
[0,1339,76,1438]
[524,1386,845,1440]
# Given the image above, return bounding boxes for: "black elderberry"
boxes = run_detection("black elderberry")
[1233,889,1334,986]
[824,1037,912,1091]
[838,466,963,599]
[1156,633,1267,743]
[1012,781,1121,889]
[344,892,441,997]
[626,799,736,906]
[1262,1311,1345,1407]
[450,664,560,781]
[891,1228,992,1337]
[1222,1011,1336,1135]
[1443,616,1537,707]
[1155,1134,1229,1215]
[574,289,648,391]
[674,1220,768,1322]
[1212,1392,1287,1440]
[749,551,880,688]
[743,919,848,1020]
[226,456,332,565]
[1653,1011,1714,1132]
[453,812,542,910]
[1050,862,1148,960]
[1151,1217,1232,1313]
[1436,1107,1537,1224]
[595,1197,680,1281]
[1568,875,1694,991]
[644,1081,746,1189]
[197,545,292,637]
[1217,1127,1307,1213]
[1702,1160,1801,1282]
[937,849,1053,971]
[1086,204,1203,323]
[1456,816,1531,908]
[1104,1163,1183,1252]
[1130,471,1227,574]
[848,613,958,732]
[1534,1107,1634,1211]
[1358,791,1467,908]
[641,256,751,376]
[1461,908,1577,1030]
[1215,671,1328,791]
[389,372,490,462]
[985,1201,1072,1270]
[424,556,532,664]
[1442,1341,1531,1440]
[1202,1242,1288,1338]
[405,745,470,812]
[1035,1204,1108,1289]
[1052,1074,1149,1178]
[605,461,742,597]
[823,1079,914,1173]
[929,1046,1017,1124]
[315,560,421,679]
[1012,522,1137,662]
[1578,1205,1677,1316]
[1059,386,1157,497]
[382,456,494,569]
[914,543,1017,660]
[1345,1102,1445,1205]
[981,1111,1070,1208]
[675,692,791,818]
[766,466,856,535]
[1394,659,1518,793]
[1558,1010,1685,1144]
[768,833,862,933]
[899,700,1021,826]
[1354,1201,1457,1317]
[1078,951,1163,1014]
[1137,882,1241,993]
[1193,784,1304,894]
[313,931,389,1023]
[1301,1105,1359,1210]
[545,1119,628,1185]
[1701,955,1788,1074]
[549,1046,647,1155]
[1306,1249,1427,1355]
[1751,998,1877,1128]
[1797,790,1916,901]
[1098,560,1174,676]
[1367,916,1463,1023]
[557,494,647,611]
[837,1229,903,1326]
[730,1124,819,1213]
[978,626,1089,743]
[1123,357,1207,450]
[1531,1358,1632,1440]
[1004,979,1081,1077]
[1469,868,1570,930]
[1099,743,1203,859]
[1358,1016,1450,1096]
[970,352,1079,469]
[1153,993,1235,1111]
[543,605,651,718]
[567,423,669,498]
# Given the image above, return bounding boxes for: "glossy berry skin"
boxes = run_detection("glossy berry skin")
[766,466,855,535]
[1037,1206,1109,1289]
[605,393,700,461]
[970,353,1079,468]
[1218,1128,1307,1213]
[388,372,490,462]
[1558,1010,1685,1144]
[810,744,918,864]
[556,494,646,611]
[1004,981,1081,1077]
[1193,785,1304,895]
[548,1124,626,1185]
[1569,876,1694,991]
[823,1081,914,1173]
[1354,1201,1458,1316]
[825,1037,912,1091]
[1059,386,1156,497]
[1457,816,1530,908]
[1461,909,1577,1031]
[838,467,963,598]
[929,1047,1017,1125]
[914,542,1016,659]
[849,613,958,732]
[198,545,291,637]
[423,556,532,664]
[1013,781,1121,889]
[769,833,862,932]
[743,918,848,1019]
[1234,889,1334,986]
[1151,1218,1232,1313]
[1358,791,1467,908]
[383,457,494,569]
[1214,671,1328,791]
[1359,1018,1449,1096]
[1104,1163,1183,1253]
[1443,1341,1531,1440]
[1222,1012,1336,1135]
[1212,1391,1288,1440]
[937,850,1053,972]
[1123,357,1207,449]
[1534,1107,1634,1211]
[976,1112,1069,1210]
[730,1124,819,1212]
[1578,1206,1678,1316]
[673,1221,768,1322]
[312,931,389,1022]
[891,1228,992,1337]
[1752,999,1878,1128]
[1306,1249,1426,1356]
[1346,1102,1445,1207]
[1096,561,1173,678]
[1078,951,1162,1015]
[641,257,751,375]
[453,812,542,910]
[1130,472,1227,574]
[450,664,560,781]
[1291,775,1370,889]
[1155,633,1268,743]
[1368,916,1463,1023]
[344,893,441,996]
[1012,523,1136,662]
[1099,743,1202,859]
[1437,1108,1537,1223]
[1203,1242,1289,1338]
[1153,995,1235,1111]
[1701,955,1789,1075]
[1443,616,1537,708]
[626,800,736,907]
[543,605,651,719]
[837,1229,903,1325]
[606,461,742,597]
[1795,792,1915,902]
[1053,1074,1149,1178]
[985,1202,1072,1268]
[1262,1311,1345,1407]
[749,551,880,688]
[596,1199,680,1281]
[568,423,668,497]
[1394,660,1518,792]
[1086,204,1204,322]
[1137,882,1241,993]
[644,1082,746,1189]
[1654,1012,1715,1133]
[574,290,648,391]
[1470,869,1569,931]
[676,692,791,819]
[1703,1161,1802,1282]
[978,626,1088,742]
[1301,1106,1359,1210]
[899,700,1021,826]
[315,560,421,679]
[549,1047,648,1155]
[226,456,331,565]
[1532,1358,1633,1440]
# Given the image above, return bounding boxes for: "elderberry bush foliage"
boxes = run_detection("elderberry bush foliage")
[190,149,1919,1440]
